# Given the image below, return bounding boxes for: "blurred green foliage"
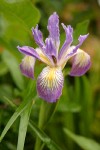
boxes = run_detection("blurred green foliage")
[0,0,100,150]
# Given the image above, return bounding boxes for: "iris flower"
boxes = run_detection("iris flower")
[17,12,91,103]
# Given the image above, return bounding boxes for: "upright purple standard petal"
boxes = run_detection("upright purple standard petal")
[20,56,36,79]
[69,49,91,76]
[47,12,60,49]
[32,25,45,48]
[58,24,73,60]
[17,46,40,60]
[67,34,89,57]
[45,38,57,61]
[37,66,64,103]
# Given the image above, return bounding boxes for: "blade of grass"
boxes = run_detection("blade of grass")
[0,80,36,142]
[17,100,34,150]
[64,128,100,150]
[80,76,93,137]
[29,121,63,150]
[1,90,63,150]
[3,96,16,108]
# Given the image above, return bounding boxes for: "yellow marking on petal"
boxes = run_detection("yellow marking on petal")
[59,47,90,69]
[74,50,90,67]
[36,48,53,66]
[39,66,63,90]
[22,56,35,69]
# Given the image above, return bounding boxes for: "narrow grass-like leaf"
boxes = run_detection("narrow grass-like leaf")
[80,76,93,137]
[64,128,100,150]
[58,83,81,112]
[38,101,59,128]
[3,96,16,108]
[0,85,13,102]
[2,50,24,90]
[0,80,36,142]
[17,100,33,150]
[5,142,16,150]
[0,99,31,142]
[29,121,62,150]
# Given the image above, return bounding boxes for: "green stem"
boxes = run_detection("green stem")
[34,99,59,150]
[34,101,46,150]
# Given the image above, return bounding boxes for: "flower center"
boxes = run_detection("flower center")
[52,55,57,64]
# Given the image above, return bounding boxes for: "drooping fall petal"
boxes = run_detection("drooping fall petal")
[20,56,36,79]
[37,66,64,102]
[69,49,91,76]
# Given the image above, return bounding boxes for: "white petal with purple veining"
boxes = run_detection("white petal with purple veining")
[20,56,36,79]
[37,66,64,102]
[69,49,91,76]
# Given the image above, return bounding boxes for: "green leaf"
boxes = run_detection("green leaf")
[0,80,36,142]
[29,122,62,150]
[2,50,24,90]
[0,37,21,60]
[0,62,8,76]
[58,83,81,112]
[38,101,59,128]
[0,99,30,142]
[73,20,89,44]
[0,85,13,102]
[0,0,40,30]
[3,96,16,108]
[0,0,40,47]
[64,128,100,150]
[79,76,93,137]
[5,142,16,150]
[17,101,33,150]
[34,100,59,150]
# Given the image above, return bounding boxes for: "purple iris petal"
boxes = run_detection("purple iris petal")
[17,46,40,60]
[67,34,89,57]
[47,12,60,49]
[20,56,36,79]
[45,38,57,60]
[32,25,45,48]
[37,66,64,103]
[58,24,73,60]
[17,12,91,103]
[69,50,91,76]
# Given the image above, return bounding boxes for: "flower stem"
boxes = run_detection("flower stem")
[34,100,46,150]
[34,100,58,150]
